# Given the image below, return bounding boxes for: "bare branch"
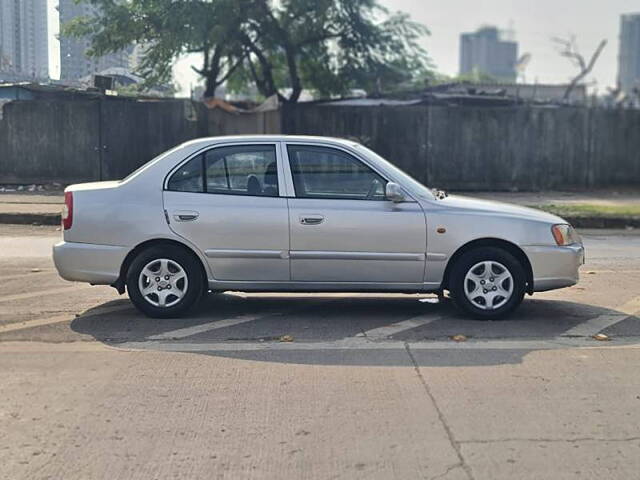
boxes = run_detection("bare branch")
[552,36,607,101]
[585,40,607,73]
[191,65,206,76]
[552,36,586,70]
[217,56,245,86]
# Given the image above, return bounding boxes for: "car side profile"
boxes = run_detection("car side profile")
[53,135,584,319]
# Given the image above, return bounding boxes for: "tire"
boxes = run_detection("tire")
[126,245,204,318]
[449,247,526,320]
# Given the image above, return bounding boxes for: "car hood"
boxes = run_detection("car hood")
[436,194,566,224]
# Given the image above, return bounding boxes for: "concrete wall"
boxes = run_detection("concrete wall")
[284,104,640,190]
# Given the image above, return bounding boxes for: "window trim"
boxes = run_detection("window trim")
[164,142,282,198]
[284,143,390,202]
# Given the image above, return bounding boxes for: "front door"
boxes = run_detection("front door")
[285,144,427,284]
[163,143,289,281]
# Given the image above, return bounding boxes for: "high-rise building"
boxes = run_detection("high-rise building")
[58,0,132,84]
[0,0,49,82]
[618,13,640,94]
[460,26,518,82]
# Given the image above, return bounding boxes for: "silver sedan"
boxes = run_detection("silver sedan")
[53,135,584,319]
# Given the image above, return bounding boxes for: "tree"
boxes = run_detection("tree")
[63,0,249,98]
[62,0,431,101]
[552,35,607,102]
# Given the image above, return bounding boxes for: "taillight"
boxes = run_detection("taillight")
[62,191,73,230]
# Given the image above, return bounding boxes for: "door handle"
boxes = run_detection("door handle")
[173,210,199,222]
[300,215,324,225]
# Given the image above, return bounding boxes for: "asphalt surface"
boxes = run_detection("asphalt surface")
[1,224,640,479]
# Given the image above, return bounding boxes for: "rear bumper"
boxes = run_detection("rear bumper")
[53,241,129,285]
[522,243,585,292]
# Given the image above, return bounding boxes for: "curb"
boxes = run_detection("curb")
[564,216,640,229]
[0,212,60,226]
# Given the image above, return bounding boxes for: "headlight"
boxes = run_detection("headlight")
[551,224,581,246]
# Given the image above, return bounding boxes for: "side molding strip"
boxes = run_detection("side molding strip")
[290,251,425,261]
[205,249,289,259]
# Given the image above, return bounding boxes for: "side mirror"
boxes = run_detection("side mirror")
[385,182,406,203]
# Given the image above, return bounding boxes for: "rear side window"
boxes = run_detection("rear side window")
[166,145,278,197]
[205,145,278,197]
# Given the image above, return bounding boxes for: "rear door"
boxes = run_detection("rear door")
[163,142,289,281]
[284,143,427,283]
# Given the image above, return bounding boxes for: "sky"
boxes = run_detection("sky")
[48,0,639,96]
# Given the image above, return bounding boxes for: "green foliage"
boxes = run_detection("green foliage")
[114,82,176,98]
[63,0,247,93]
[62,0,432,101]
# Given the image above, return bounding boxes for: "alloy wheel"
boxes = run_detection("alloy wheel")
[138,258,189,308]
[463,260,514,311]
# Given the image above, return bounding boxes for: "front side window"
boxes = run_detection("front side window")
[167,144,278,197]
[287,145,386,200]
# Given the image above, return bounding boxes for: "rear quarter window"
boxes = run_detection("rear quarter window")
[167,155,203,193]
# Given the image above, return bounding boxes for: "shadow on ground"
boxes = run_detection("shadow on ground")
[69,292,640,367]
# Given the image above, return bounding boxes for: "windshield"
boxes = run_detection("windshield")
[355,144,434,199]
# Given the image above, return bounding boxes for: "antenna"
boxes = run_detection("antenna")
[502,19,516,42]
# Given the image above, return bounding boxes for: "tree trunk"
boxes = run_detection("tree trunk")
[284,48,302,103]
[204,76,217,98]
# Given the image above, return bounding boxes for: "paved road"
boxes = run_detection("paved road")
[1,225,640,479]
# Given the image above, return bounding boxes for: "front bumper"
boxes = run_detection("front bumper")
[53,241,129,285]
[522,243,585,292]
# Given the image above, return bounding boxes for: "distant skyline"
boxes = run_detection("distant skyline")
[387,0,638,92]
[47,0,59,76]
[47,0,639,96]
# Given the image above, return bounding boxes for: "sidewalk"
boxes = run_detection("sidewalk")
[0,190,639,228]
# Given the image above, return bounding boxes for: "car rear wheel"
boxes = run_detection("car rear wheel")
[126,245,204,318]
[449,247,526,320]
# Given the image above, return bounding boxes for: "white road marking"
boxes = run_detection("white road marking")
[147,313,266,340]
[562,295,640,337]
[363,313,443,339]
[562,314,628,337]
[3,270,53,281]
[0,314,72,333]
[0,303,132,334]
[148,298,339,341]
[0,284,94,304]
[121,296,640,353]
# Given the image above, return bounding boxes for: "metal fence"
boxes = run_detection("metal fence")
[284,104,640,190]
[1,97,639,190]
[0,98,277,185]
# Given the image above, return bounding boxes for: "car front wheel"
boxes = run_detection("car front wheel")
[449,247,526,320]
[126,245,204,318]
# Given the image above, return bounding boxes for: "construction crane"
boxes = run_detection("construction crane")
[515,53,532,83]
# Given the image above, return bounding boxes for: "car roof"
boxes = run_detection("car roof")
[179,135,360,149]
